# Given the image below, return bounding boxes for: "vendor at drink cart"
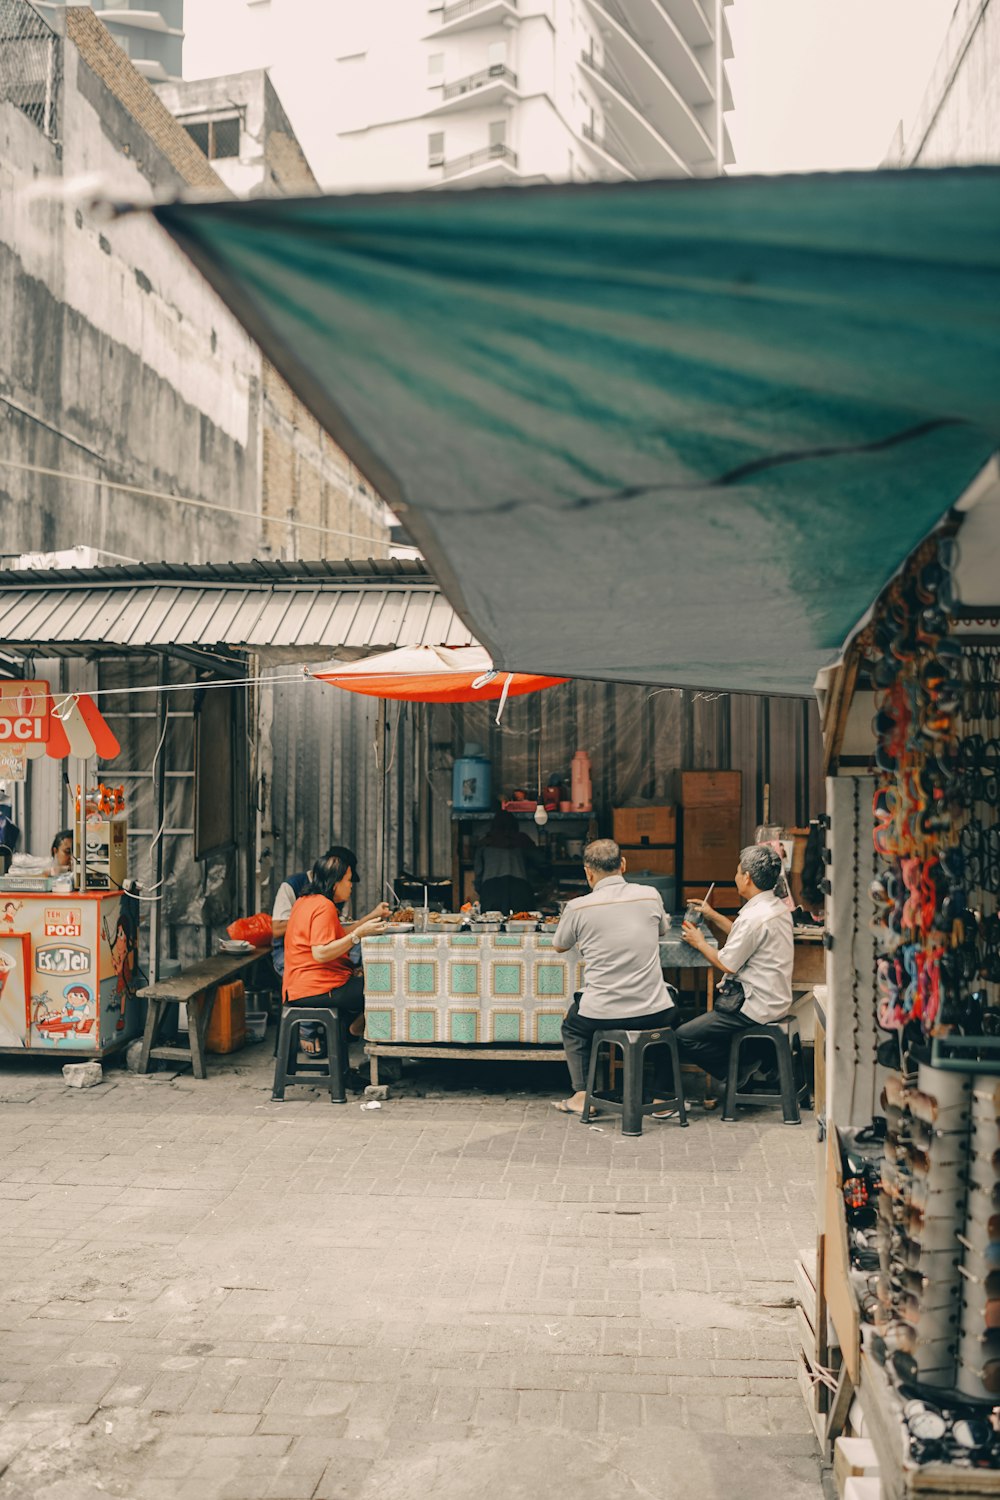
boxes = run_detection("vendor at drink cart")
[282,847,389,1041]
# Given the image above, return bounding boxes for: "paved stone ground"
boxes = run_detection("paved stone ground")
[0,1038,823,1500]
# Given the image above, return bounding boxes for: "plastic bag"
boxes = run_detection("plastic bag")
[226,912,273,947]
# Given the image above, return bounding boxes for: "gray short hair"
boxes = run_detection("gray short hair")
[583,838,622,873]
[738,844,782,892]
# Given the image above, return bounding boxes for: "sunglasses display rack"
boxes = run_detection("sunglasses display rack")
[957,1078,1000,1402]
[864,536,998,1043]
[877,1062,972,1393]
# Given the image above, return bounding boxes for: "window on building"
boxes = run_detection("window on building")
[428,52,444,77]
[488,119,506,148]
[428,131,445,165]
[487,41,506,68]
[182,114,241,160]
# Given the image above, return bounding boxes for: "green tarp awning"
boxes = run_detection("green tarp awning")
[155,168,1000,696]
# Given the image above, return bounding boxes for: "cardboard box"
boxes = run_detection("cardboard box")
[620,846,675,875]
[680,770,741,807]
[834,1438,878,1495]
[613,805,676,846]
[682,805,741,880]
[78,818,127,891]
[682,882,740,913]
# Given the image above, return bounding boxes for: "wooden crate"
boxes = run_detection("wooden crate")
[613,805,676,846]
[620,846,675,875]
[680,770,742,807]
[682,805,741,880]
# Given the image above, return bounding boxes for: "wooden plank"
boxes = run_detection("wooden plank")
[794,1348,827,1443]
[795,1302,816,1362]
[137,949,264,1003]
[147,1045,198,1062]
[824,1361,854,1449]
[824,1132,860,1385]
[824,649,860,775]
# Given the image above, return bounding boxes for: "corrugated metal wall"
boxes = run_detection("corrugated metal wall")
[264,673,824,918]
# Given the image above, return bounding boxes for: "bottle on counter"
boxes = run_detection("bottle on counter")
[570,750,592,812]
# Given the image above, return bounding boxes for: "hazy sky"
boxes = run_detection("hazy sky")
[726,0,957,172]
[183,0,958,179]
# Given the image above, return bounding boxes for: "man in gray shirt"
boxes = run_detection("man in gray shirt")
[676,844,794,1086]
[551,839,680,1116]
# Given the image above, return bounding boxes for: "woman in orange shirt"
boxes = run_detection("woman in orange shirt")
[282,847,388,1045]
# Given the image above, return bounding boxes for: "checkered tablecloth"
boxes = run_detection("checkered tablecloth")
[360,929,714,1047]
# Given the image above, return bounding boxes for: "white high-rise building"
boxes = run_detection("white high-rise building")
[183,0,734,189]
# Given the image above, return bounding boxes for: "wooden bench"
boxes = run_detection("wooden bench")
[136,950,268,1079]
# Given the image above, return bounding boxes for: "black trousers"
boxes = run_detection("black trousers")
[674,1007,761,1081]
[286,974,366,1034]
[561,995,682,1093]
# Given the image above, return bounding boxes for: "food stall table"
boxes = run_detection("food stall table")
[0,890,141,1058]
[360,927,716,1084]
[136,948,267,1079]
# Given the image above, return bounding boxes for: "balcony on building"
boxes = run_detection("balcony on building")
[425,0,519,40]
[426,62,519,116]
[579,45,707,176]
[96,8,179,33]
[581,5,716,172]
[582,0,716,120]
[437,141,520,185]
[580,122,635,180]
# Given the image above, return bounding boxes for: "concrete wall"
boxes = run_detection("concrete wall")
[0,13,262,563]
[1,10,391,565]
[155,69,320,198]
[897,0,1000,165]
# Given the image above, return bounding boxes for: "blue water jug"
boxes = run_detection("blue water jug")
[452,743,492,812]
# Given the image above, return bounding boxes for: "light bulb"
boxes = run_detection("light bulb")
[534,804,548,826]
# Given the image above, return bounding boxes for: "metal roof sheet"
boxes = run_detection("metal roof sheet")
[0,558,475,662]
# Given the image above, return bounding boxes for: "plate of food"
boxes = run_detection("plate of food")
[428,911,464,926]
[386,922,413,933]
[219,938,253,953]
[506,911,541,932]
[389,907,415,925]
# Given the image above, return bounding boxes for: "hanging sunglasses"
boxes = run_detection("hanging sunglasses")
[907,1075,971,1125]
[958,1359,1000,1398]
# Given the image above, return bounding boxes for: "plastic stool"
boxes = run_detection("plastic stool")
[271,1005,346,1103]
[722,1018,810,1125]
[581,1026,687,1136]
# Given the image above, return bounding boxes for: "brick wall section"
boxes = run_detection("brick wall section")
[65,9,226,195]
[66,7,389,560]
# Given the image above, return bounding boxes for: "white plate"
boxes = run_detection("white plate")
[219,939,253,953]
[387,922,414,932]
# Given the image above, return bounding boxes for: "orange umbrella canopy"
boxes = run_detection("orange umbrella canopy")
[309,646,567,704]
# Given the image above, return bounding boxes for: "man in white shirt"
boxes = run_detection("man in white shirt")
[551,839,680,1117]
[676,844,794,1085]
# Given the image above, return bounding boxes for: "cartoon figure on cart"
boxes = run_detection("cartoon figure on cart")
[31,982,96,1042]
[100,897,139,1032]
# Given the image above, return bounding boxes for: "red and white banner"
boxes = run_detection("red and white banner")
[0,682,50,744]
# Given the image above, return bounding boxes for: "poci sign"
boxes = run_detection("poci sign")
[0,681,50,744]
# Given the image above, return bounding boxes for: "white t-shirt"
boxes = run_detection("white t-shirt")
[717,890,794,1023]
[553,875,675,1020]
[271,880,299,926]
